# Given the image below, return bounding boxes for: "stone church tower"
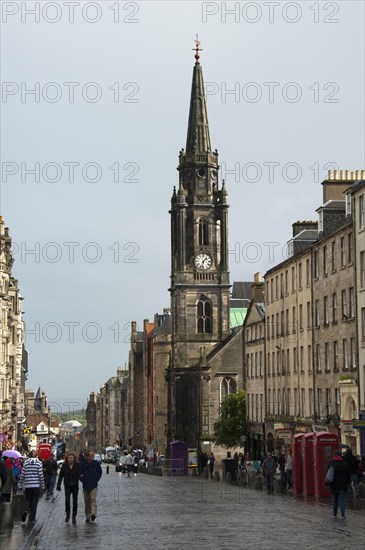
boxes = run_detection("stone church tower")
[168,43,232,449]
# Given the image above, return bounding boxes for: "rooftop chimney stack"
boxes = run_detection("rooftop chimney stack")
[322,168,364,202]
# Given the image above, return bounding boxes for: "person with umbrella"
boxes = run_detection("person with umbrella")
[1,450,22,500]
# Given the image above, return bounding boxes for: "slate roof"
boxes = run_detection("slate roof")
[155,313,172,335]
[231,282,252,300]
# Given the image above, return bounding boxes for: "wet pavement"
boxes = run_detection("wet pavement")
[1,465,364,549]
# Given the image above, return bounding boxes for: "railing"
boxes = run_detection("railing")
[161,458,185,476]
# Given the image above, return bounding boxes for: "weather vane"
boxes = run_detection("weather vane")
[193,34,202,63]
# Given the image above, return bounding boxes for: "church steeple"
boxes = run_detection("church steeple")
[168,40,231,450]
[185,37,211,153]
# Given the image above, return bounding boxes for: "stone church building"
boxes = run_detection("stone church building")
[167,46,245,455]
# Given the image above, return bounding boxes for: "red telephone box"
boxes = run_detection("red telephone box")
[302,433,314,496]
[292,433,305,495]
[313,431,339,497]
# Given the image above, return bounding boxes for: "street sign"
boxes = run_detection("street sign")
[353,420,365,429]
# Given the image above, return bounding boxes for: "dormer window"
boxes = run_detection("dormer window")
[345,193,352,216]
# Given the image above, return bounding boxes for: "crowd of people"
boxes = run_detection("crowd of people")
[1,445,364,525]
[0,449,102,524]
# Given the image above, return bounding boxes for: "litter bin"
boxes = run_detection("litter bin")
[12,494,26,522]
[0,501,14,529]
[222,458,237,482]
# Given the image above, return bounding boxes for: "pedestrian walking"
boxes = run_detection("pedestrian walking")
[208,453,215,479]
[262,453,276,493]
[278,452,286,493]
[327,449,351,519]
[0,454,8,500]
[125,451,134,477]
[78,450,102,523]
[199,451,209,475]
[133,453,139,476]
[18,450,45,523]
[43,453,58,497]
[285,450,293,490]
[56,452,79,523]
[12,459,22,494]
[343,448,359,493]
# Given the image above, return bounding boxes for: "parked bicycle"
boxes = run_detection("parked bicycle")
[236,463,249,487]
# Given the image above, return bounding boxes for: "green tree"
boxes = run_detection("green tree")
[213,390,246,448]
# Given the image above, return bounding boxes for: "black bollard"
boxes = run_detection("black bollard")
[106,465,109,474]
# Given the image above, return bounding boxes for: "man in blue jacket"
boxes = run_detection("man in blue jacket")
[78,450,102,522]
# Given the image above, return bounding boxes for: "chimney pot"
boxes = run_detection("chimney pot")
[340,169,345,179]
[334,169,338,179]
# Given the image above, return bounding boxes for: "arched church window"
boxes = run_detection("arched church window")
[198,219,209,246]
[220,377,237,402]
[197,297,212,333]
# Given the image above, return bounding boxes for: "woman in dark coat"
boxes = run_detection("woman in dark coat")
[0,458,14,502]
[56,453,79,523]
[328,450,351,519]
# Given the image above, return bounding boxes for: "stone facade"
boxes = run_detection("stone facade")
[265,243,313,450]
[311,198,357,450]
[127,323,144,449]
[85,392,96,450]
[145,311,170,453]
[0,217,27,448]
[92,367,129,451]
[262,172,363,454]
[244,277,265,459]
[347,179,365,452]
[89,310,170,454]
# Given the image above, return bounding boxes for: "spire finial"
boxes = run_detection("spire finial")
[193,34,202,64]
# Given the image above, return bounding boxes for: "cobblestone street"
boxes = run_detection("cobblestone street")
[1,466,364,550]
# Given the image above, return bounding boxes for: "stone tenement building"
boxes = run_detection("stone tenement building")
[350,179,365,444]
[244,170,364,458]
[0,216,28,449]
[86,309,171,454]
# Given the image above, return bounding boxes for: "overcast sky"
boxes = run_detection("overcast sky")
[1,1,364,414]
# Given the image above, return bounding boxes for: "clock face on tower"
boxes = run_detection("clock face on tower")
[194,253,212,270]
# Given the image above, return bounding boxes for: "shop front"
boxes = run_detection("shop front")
[247,422,264,460]
[265,419,313,454]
